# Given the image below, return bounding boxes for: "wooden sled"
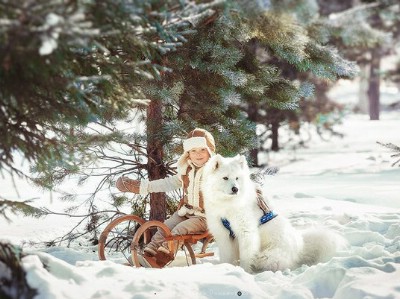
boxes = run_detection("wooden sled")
[98,214,214,268]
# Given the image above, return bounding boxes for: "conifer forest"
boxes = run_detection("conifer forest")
[1,1,399,298]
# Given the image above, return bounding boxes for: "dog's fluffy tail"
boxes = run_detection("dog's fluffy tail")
[298,228,348,267]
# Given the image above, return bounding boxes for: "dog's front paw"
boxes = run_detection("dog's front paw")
[250,261,264,273]
[251,256,280,273]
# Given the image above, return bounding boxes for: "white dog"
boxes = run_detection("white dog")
[202,154,346,273]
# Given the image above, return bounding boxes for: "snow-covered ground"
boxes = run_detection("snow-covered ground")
[1,111,400,299]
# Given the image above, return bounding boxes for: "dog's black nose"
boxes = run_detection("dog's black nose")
[232,186,238,194]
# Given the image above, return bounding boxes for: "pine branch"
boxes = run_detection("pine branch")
[251,166,280,185]
[38,207,121,218]
[0,199,45,222]
[377,142,400,166]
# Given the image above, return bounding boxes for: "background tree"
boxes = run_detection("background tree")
[238,0,359,161]
[250,0,399,159]
[317,0,399,120]
[362,1,399,120]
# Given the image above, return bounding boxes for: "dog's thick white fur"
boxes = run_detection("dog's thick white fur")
[202,154,347,273]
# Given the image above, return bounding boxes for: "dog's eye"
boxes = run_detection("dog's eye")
[236,177,238,180]
[223,177,228,180]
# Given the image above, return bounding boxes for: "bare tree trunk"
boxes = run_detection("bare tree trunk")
[368,47,381,120]
[146,99,167,221]
[358,64,369,114]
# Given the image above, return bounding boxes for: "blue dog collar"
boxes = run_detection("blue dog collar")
[259,210,278,225]
[221,218,236,239]
[221,211,277,240]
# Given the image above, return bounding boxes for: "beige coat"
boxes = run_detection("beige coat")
[139,159,205,216]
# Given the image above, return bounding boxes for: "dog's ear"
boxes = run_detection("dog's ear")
[235,154,247,168]
[210,154,222,171]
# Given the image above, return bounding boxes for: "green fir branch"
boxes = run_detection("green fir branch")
[0,199,45,222]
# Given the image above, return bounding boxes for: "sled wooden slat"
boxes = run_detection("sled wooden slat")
[164,231,210,243]
[195,252,214,258]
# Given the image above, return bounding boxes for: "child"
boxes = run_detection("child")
[115,128,215,267]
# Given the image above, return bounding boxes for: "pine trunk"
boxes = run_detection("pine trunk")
[271,119,279,152]
[247,104,259,166]
[367,47,381,120]
[267,107,283,152]
[146,100,167,221]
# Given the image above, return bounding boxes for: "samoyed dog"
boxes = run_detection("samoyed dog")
[202,154,347,273]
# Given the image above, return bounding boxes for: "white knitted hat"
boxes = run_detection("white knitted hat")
[177,128,216,174]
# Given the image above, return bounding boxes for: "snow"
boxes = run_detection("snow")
[39,13,63,56]
[1,111,400,299]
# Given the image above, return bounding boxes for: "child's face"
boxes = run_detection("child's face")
[188,147,210,166]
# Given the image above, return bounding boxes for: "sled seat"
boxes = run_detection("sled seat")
[164,230,214,258]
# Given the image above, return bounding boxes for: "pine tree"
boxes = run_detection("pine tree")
[0,0,223,220]
[126,0,329,218]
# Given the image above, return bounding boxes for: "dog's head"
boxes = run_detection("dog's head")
[202,154,250,199]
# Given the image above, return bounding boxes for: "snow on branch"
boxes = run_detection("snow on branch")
[36,10,99,55]
[329,2,380,20]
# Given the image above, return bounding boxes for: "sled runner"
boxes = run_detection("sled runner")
[98,214,214,268]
